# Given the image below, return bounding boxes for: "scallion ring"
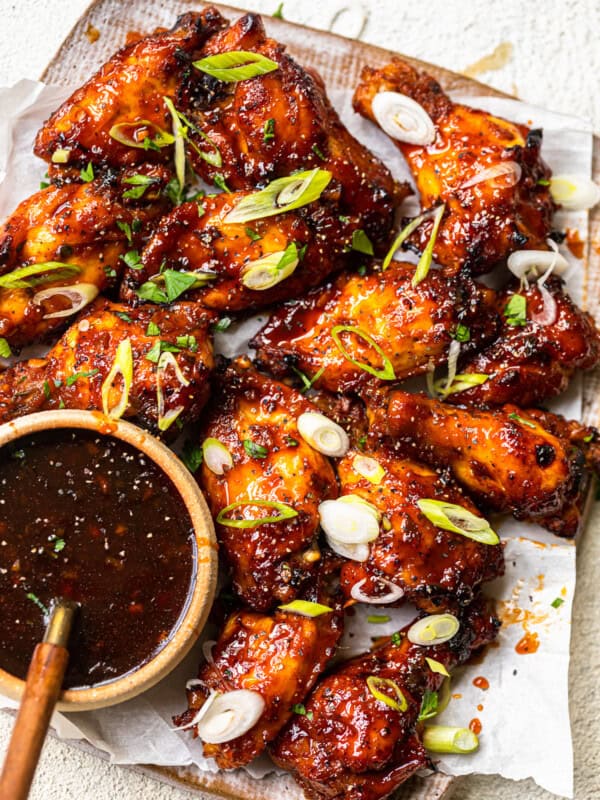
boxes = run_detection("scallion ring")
[422,725,479,754]
[549,174,600,211]
[195,690,266,744]
[382,207,438,271]
[297,411,349,457]
[425,657,450,677]
[32,283,99,319]
[371,91,436,145]
[350,577,404,604]
[432,372,489,398]
[352,454,385,484]
[278,599,333,617]
[202,438,233,475]
[156,350,190,432]
[366,676,408,713]
[0,262,81,291]
[193,51,279,83]
[101,338,133,420]
[241,243,299,290]
[217,500,298,528]
[411,203,445,287]
[109,120,175,149]
[331,324,395,381]
[417,498,499,545]
[319,495,380,551]
[407,613,460,646]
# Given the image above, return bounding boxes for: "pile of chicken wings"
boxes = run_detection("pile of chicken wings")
[2,8,599,799]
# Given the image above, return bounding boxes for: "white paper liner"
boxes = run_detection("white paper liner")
[0,78,594,799]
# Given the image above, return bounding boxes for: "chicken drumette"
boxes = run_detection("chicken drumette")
[353,58,554,274]
[0,298,215,434]
[252,261,496,394]
[197,357,338,610]
[271,597,500,800]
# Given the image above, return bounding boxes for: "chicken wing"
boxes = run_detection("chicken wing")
[353,59,554,274]
[120,188,356,311]
[34,10,226,170]
[252,261,497,394]
[174,570,343,768]
[271,597,499,800]
[0,298,216,435]
[0,165,170,349]
[367,389,586,535]
[180,13,406,246]
[452,277,600,407]
[336,448,504,612]
[197,357,338,610]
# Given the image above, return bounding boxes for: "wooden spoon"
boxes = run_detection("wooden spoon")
[0,599,78,800]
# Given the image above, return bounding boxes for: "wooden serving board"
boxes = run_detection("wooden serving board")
[39,3,600,799]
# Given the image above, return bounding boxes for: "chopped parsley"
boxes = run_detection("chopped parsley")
[122,174,158,200]
[116,220,133,245]
[285,435,299,447]
[245,227,262,242]
[121,249,143,270]
[551,597,564,609]
[292,703,313,720]
[417,690,439,722]
[351,229,374,256]
[115,311,133,323]
[146,321,160,336]
[213,316,233,333]
[53,538,66,553]
[43,380,51,400]
[357,434,367,451]
[214,174,231,193]
[272,2,284,19]
[181,440,203,473]
[137,270,201,304]
[80,162,94,183]
[65,369,99,387]
[243,439,269,459]
[145,340,182,364]
[452,323,471,343]
[263,118,275,142]
[391,631,402,646]
[504,294,527,326]
[0,338,12,358]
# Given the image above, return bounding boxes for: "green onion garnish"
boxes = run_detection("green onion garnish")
[418,689,439,721]
[109,120,174,149]
[331,324,395,380]
[452,323,470,342]
[263,118,275,142]
[432,372,489,398]
[193,51,279,83]
[417,499,499,545]
[504,293,527,326]
[80,162,94,183]
[367,614,391,624]
[243,439,268,459]
[122,174,158,200]
[279,600,333,617]
[412,204,445,287]
[101,338,133,420]
[422,725,479,754]
[65,369,99,387]
[26,592,48,615]
[508,412,536,429]
[351,229,374,256]
[217,500,298,528]
[0,262,81,290]
[551,597,564,609]
[0,338,12,358]
[292,703,313,719]
[366,676,408,713]
[291,364,326,393]
[241,243,299,290]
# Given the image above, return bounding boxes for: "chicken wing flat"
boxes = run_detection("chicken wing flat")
[367,389,586,535]
[453,277,600,407]
[0,298,215,434]
[180,13,406,246]
[353,59,554,274]
[336,448,504,612]
[120,188,355,311]
[252,261,496,394]
[197,357,338,609]
[174,572,343,768]
[0,166,170,349]
[271,597,500,800]
[34,10,226,170]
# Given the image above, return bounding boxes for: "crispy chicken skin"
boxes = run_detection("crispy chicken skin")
[336,448,504,612]
[271,597,500,800]
[34,10,227,169]
[455,277,600,407]
[174,573,343,768]
[353,59,554,274]
[367,389,585,535]
[252,262,497,394]
[0,298,216,434]
[120,189,356,311]
[0,166,171,349]
[197,358,338,609]
[181,13,406,245]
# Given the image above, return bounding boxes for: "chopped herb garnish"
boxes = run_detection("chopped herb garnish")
[59,399,65,409]
[214,174,231,193]
[53,538,66,553]
[121,250,143,270]
[243,439,269,459]
[273,2,284,18]
[104,266,117,279]
[391,631,402,646]
[504,294,527,326]
[146,321,160,336]
[285,435,299,447]
[11,449,26,460]
[0,338,12,358]
[351,229,374,256]
[116,220,133,245]
[583,433,595,443]
[181,440,203,473]
[166,177,183,205]
[132,218,142,234]
[40,180,50,189]
[452,323,471,343]
[417,689,439,722]
[367,614,391,624]
[292,703,313,719]
[26,592,48,615]
[312,143,326,161]
[143,136,161,152]
[508,412,536,429]
[43,380,51,400]
[298,243,308,261]
[263,118,275,142]
[357,434,367,451]
[115,311,133,323]
[213,316,233,333]
[291,364,325,393]
[245,227,262,242]
[123,174,158,200]
[537,178,550,186]
[551,597,564,609]
[65,369,99,387]
[176,334,198,351]
[145,340,182,364]
[164,270,200,302]
[356,264,367,276]
[80,162,94,183]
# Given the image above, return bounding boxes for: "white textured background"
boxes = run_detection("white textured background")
[0,1,599,799]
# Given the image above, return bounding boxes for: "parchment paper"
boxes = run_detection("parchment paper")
[0,78,594,799]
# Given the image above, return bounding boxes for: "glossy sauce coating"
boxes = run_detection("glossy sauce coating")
[0,430,194,688]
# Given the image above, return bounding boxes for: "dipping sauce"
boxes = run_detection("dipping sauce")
[0,430,195,688]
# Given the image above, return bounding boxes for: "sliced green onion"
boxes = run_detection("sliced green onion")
[193,51,279,83]
[352,454,385,484]
[433,372,489,398]
[351,229,374,256]
[80,162,94,182]
[382,206,441,270]
[412,204,445,287]
[425,657,450,677]
[202,437,233,474]
[508,412,536,429]
[0,262,81,290]
[504,293,527,326]
[331,325,395,381]
[241,243,299,290]
[101,338,133,419]
[109,120,174,149]
[437,676,451,715]
[168,105,222,168]
[417,499,499,545]
[366,676,408,713]
[551,597,564,609]
[422,725,479,754]
[319,495,380,553]
[163,97,186,194]
[0,338,11,358]
[32,283,99,319]
[291,364,326,393]
[278,599,333,617]
[51,148,71,164]
[217,500,298,528]
[367,614,391,624]
[224,169,332,224]
[194,689,266,744]
[407,614,460,646]
[156,351,190,432]
[297,411,349,457]
[418,689,439,722]
[549,174,600,211]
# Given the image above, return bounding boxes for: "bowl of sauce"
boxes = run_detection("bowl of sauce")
[0,410,217,711]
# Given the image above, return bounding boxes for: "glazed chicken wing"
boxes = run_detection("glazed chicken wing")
[34,10,226,170]
[174,572,343,768]
[120,188,356,311]
[367,389,586,535]
[271,597,499,800]
[0,298,216,434]
[197,357,338,609]
[336,448,504,612]
[353,59,554,274]
[180,13,406,245]
[453,277,600,407]
[252,261,497,394]
[0,166,170,349]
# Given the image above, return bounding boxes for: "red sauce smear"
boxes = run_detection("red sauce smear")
[472,676,489,690]
[515,631,540,655]
[566,228,585,259]
[469,718,482,734]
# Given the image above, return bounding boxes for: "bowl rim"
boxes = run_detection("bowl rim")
[0,409,218,712]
